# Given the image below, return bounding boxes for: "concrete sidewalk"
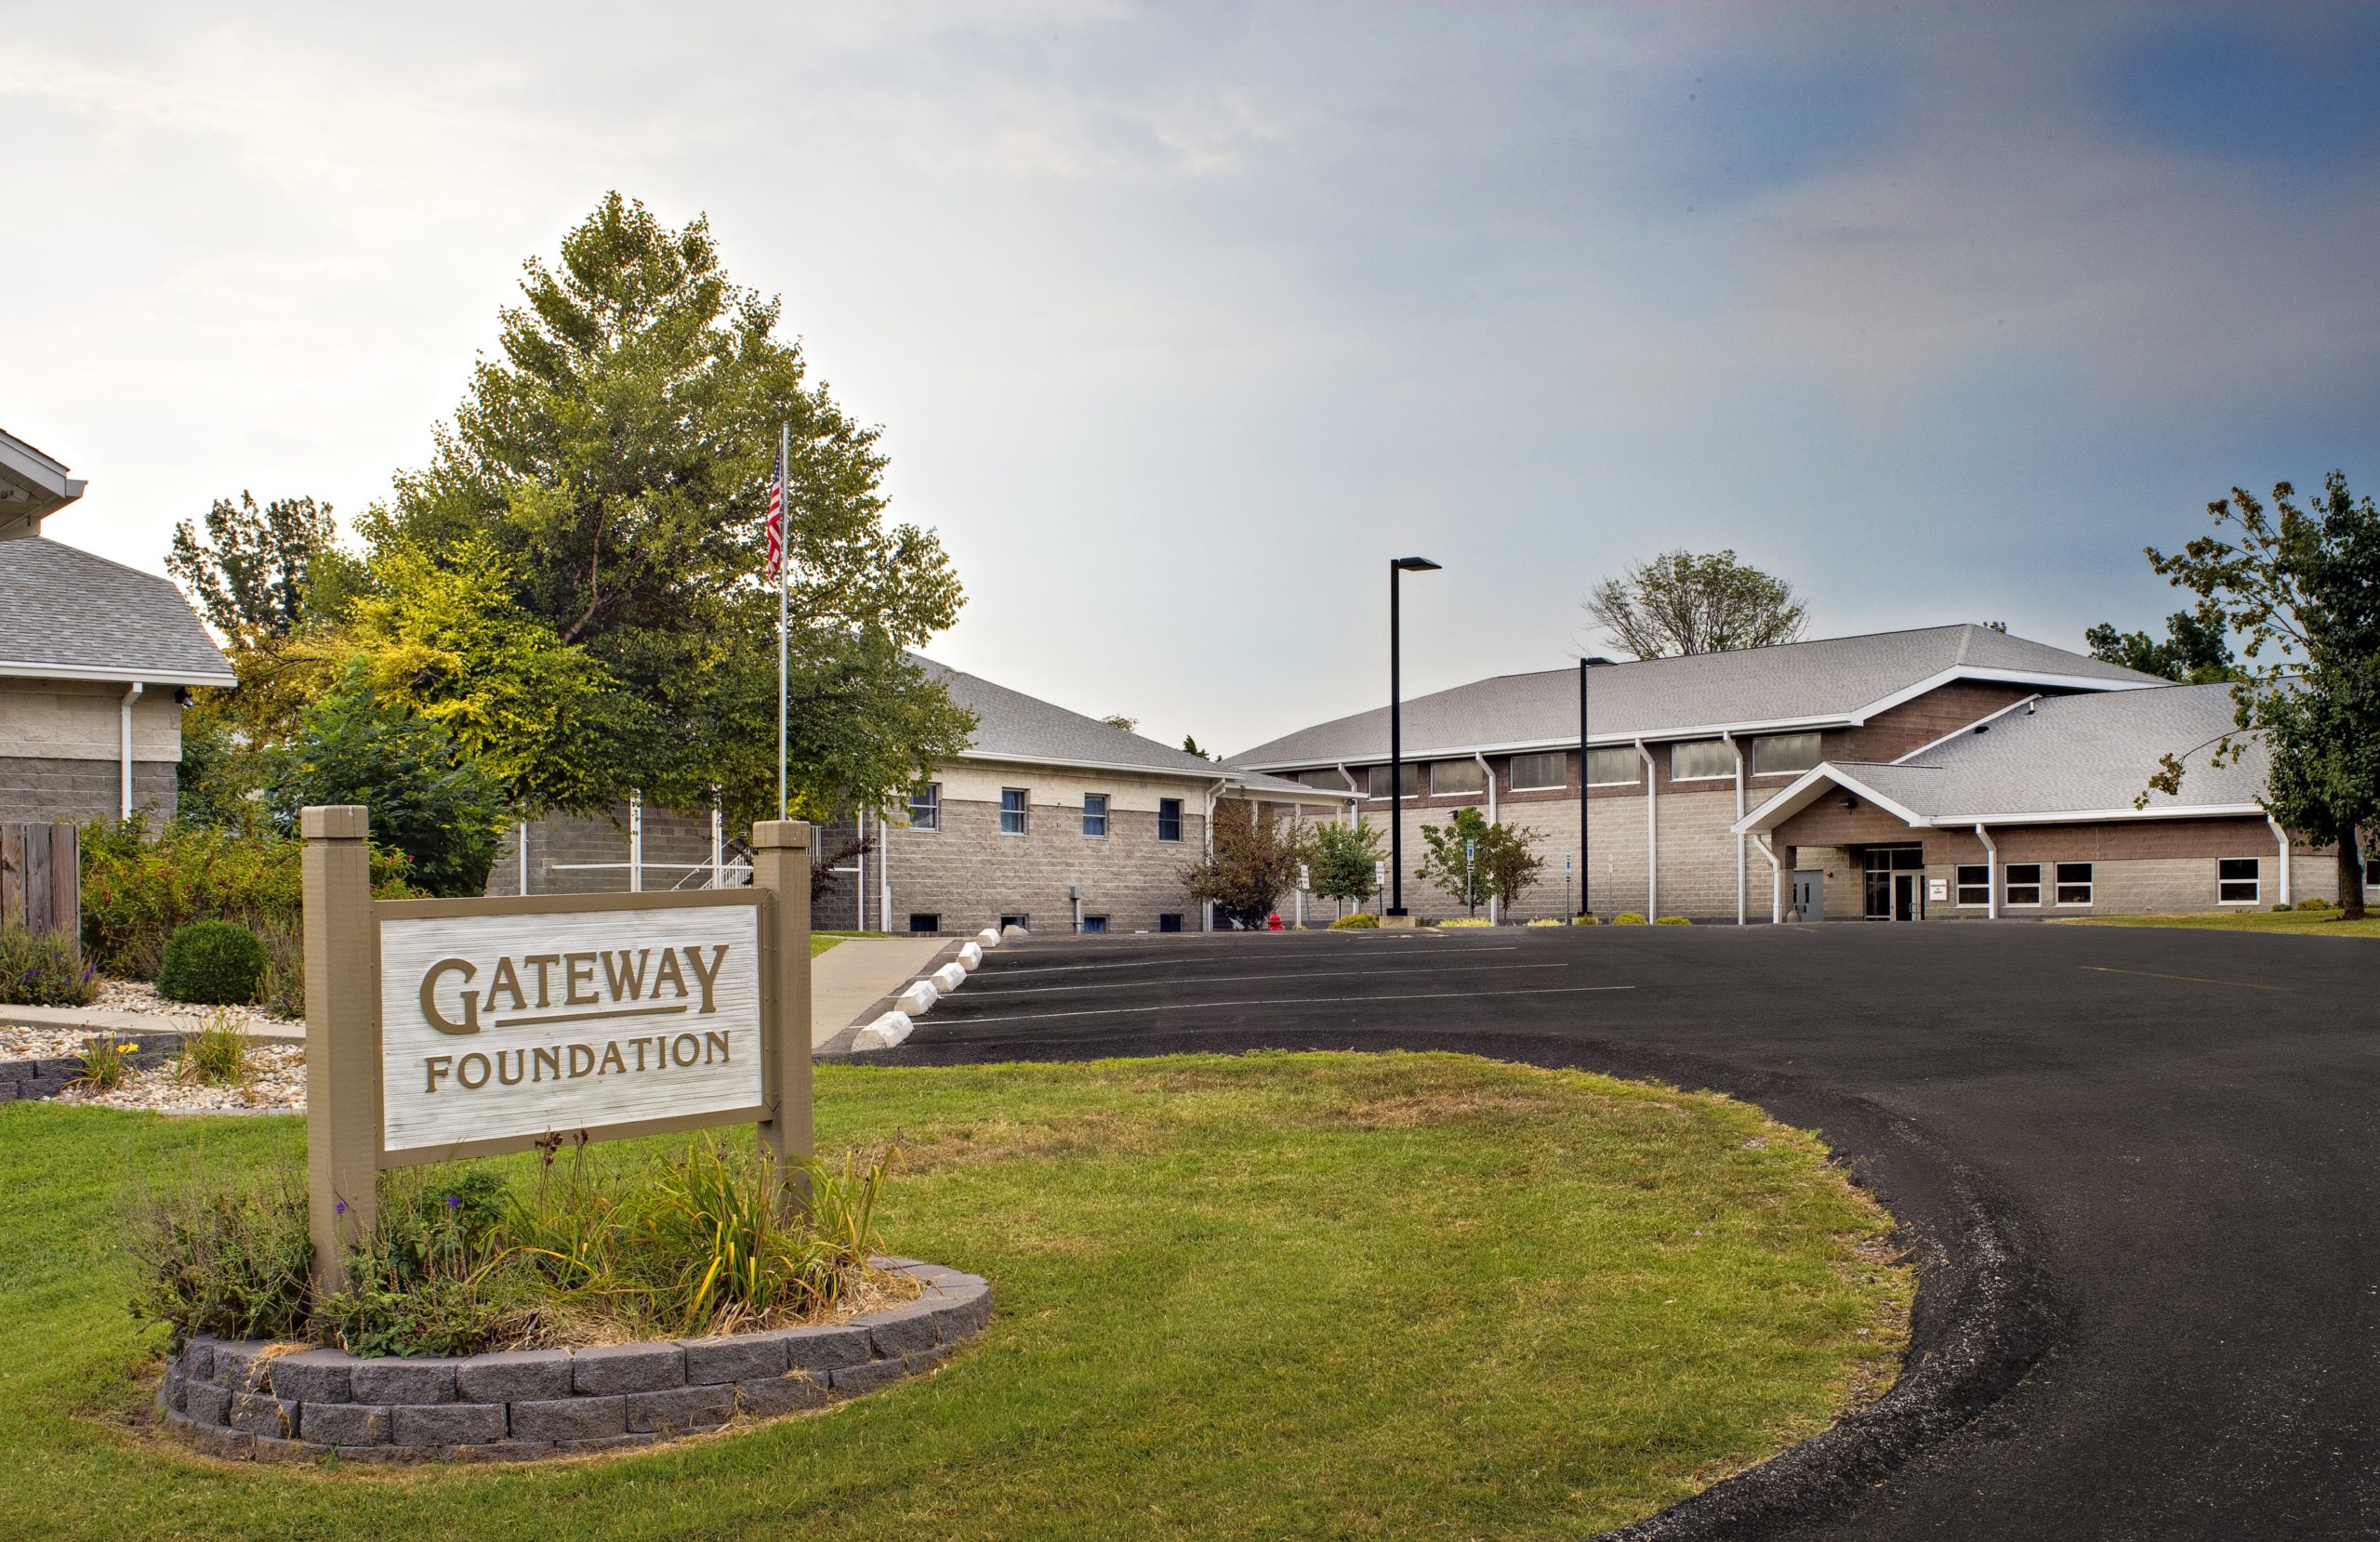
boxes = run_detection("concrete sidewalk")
[0,1001,305,1043]
[809,936,951,1048]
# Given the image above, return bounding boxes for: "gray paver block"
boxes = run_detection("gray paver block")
[189,1423,255,1460]
[827,1358,906,1395]
[455,1349,574,1403]
[211,1339,278,1391]
[268,1348,355,1404]
[764,1324,871,1373]
[158,1369,186,1413]
[572,1341,683,1394]
[333,1443,424,1466]
[904,1345,951,1377]
[735,1374,829,1418]
[227,1390,298,1438]
[556,1432,657,1454]
[443,1441,555,1463]
[509,1394,627,1442]
[179,1338,216,1382]
[625,1383,734,1434]
[185,1383,231,1427]
[33,1057,85,1077]
[864,1302,942,1358]
[392,1402,508,1446]
[679,1335,784,1386]
[298,1403,392,1446]
[20,1076,70,1100]
[349,1357,459,1404]
[251,1434,331,1464]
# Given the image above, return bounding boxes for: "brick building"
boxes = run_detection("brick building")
[1226,625,2337,922]
[497,659,1348,934]
[0,430,233,824]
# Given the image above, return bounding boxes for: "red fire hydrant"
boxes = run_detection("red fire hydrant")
[1266,912,1284,931]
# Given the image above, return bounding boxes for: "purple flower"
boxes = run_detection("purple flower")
[445,1194,460,1209]
[335,1200,348,1215]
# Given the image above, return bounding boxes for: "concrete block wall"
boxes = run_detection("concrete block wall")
[0,679,184,824]
[488,804,722,898]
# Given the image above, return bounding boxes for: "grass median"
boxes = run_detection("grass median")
[0,1051,1910,1540]
[2055,910,2380,937]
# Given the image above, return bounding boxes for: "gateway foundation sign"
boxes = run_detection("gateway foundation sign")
[300,806,815,1291]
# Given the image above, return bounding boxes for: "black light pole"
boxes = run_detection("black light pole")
[1579,655,1611,919]
[1387,556,1441,918]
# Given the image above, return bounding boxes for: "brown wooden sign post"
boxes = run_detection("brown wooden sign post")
[301,806,813,1293]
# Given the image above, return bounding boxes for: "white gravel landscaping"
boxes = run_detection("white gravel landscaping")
[91,978,296,1035]
[0,1024,306,1114]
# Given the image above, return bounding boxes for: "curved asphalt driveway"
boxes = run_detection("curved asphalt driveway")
[853,923,2380,1539]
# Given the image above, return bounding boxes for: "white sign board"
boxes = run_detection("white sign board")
[378,904,765,1155]
[1928,878,1948,902]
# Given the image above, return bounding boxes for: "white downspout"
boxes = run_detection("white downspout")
[1725,731,1746,926]
[1634,739,1658,918]
[710,807,723,890]
[1202,775,1227,931]
[118,681,143,819]
[1754,832,1783,923]
[1474,750,1498,924]
[2268,814,2293,906]
[1336,763,1360,829]
[519,821,532,896]
[1975,824,1999,920]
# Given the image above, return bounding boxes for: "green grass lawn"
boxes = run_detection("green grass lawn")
[0,1052,1909,1541]
[2056,909,2380,937]
[809,929,903,956]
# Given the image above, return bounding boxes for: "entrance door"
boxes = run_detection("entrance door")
[1892,871,1924,921]
[1862,846,1926,919]
[1792,870,1822,921]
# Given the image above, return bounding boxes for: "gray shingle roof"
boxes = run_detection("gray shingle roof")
[1228,625,2160,769]
[1817,682,2269,822]
[919,657,1247,781]
[0,538,234,685]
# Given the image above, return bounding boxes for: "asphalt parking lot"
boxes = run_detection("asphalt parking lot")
[856,922,2380,1540]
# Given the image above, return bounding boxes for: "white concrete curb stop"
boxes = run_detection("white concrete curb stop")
[957,942,984,971]
[852,1011,915,1051]
[975,927,1002,948]
[931,961,966,993]
[896,981,938,1015]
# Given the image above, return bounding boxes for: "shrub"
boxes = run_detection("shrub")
[157,920,268,1005]
[1526,916,1565,928]
[1574,914,1601,926]
[1612,912,1648,925]
[1655,916,1692,926]
[2272,902,2294,912]
[129,1174,313,1344]
[0,925,98,1007]
[1440,916,1491,929]
[72,1036,142,1092]
[174,1013,252,1087]
[1329,913,1381,929]
[80,816,416,986]
[2296,894,2334,912]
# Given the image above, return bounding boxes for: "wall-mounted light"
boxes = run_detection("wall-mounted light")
[1840,795,1860,811]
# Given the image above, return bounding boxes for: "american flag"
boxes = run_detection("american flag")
[763,442,786,582]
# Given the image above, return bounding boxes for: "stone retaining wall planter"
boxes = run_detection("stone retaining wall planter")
[154,1259,989,1465]
[0,1031,185,1103]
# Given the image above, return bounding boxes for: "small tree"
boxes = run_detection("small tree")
[263,671,509,898]
[2084,600,2241,683]
[1309,818,1386,917]
[1420,809,1496,916]
[1099,714,1139,734]
[1586,549,1807,659]
[1181,735,1214,760]
[1480,821,1547,915]
[2141,474,2380,918]
[1180,804,1310,929]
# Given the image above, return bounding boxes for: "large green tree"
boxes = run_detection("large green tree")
[166,492,345,644]
[2143,474,2380,918]
[360,192,972,826]
[1586,549,1807,659]
[2084,600,2241,683]
[1308,818,1386,917]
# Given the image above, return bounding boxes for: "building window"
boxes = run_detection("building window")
[1296,769,1345,790]
[1430,759,1486,797]
[1368,763,1421,799]
[1082,794,1109,837]
[907,782,940,831]
[1510,752,1566,791]
[1752,732,1821,776]
[2005,863,2043,906]
[907,913,940,934]
[2055,862,2094,906]
[1081,915,1108,934]
[1158,912,1183,932]
[1157,797,1183,842]
[999,913,1029,931]
[1585,746,1640,785]
[999,788,1028,836]
[2218,857,2259,905]
[1671,739,1734,781]
[1956,864,1990,906]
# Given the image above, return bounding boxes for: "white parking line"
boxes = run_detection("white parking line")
[938,984,1635,1026]
[986,945,1521,978]
[966,962,1571,996]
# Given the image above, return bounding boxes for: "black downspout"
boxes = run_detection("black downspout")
[1389,559,1406,917]
[1579,658,1589,920]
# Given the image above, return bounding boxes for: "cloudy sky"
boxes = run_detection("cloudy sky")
[10,3,2379,754]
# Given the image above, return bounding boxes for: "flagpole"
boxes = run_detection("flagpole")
[776,420,790,822]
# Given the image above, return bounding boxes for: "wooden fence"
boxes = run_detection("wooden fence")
[1,824,80,950]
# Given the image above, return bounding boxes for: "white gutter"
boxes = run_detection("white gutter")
[2268,814,2293,906]
[0,661,237,688]
[118,681,143,818]
[1724,731,1746,926]
[959,747,1352,800]
[1635,739,1658,918]
[1974,824,1999,920]
[1753,832,1783,923]
[1474,751,1498,924]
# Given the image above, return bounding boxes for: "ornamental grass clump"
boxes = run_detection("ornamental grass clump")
[129,1174,313,1344]
[173,1014,252,1087]
[72,1037,142,1092]
[157,919,268,1006]
[0,924,99,1007]
[1329,913,1381,929]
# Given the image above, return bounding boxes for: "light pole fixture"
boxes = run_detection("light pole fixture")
[1387,555,1441,918]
